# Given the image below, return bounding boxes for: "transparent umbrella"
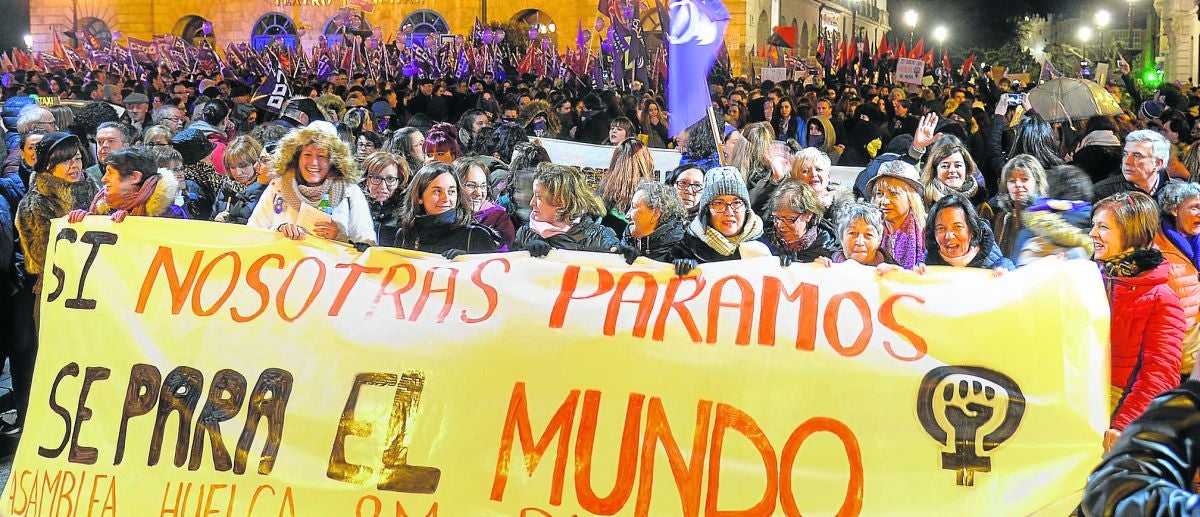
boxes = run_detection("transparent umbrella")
[1027,77,1122,123]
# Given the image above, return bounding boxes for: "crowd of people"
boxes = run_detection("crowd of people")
[5,39,1200,512]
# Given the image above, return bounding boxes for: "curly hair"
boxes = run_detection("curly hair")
[533,163,606,221]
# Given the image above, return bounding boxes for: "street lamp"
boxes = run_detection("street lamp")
[1077,26,1093,44]
[1095,9,1110,52]
[904,9,918,47]
[933,25,948,46]
[1126,0,1137,52]
[22,34,32,50]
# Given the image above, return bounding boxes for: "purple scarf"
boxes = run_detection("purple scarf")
[474,201,510,252]
[881,212,926,270]
[1163,216,1200,269]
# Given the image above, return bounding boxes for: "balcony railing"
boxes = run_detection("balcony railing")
[829,0,886,25]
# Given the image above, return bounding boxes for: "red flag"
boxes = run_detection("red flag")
[897,40,907,62]
[961,53,976,78]
[942,49,951,75]
[911,37,925,59]
[923,49,934,69]
[877,35,890,61]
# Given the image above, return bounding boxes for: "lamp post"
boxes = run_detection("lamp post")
[1095,9,1110,55]
[904,9,918,47]
[22,34,32,50]
[933,25,947,82]
[1078,25,1093,61]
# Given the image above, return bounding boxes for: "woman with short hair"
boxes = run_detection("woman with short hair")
[423,123,461,164]
[393,162,499,256]
[922,194,1015,270]
[361,151,408,247]
[513,163,620,255]
[617,181,687,263]
[1092,191,1186,451]
[820,203,894,266]
[141,125,174,148]
[921,141,986,206]
[72,147,186,220]
[765,180,838,264]
[664,164,705,218]
[1153,181,1200,381]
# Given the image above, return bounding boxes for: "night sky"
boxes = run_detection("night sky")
[888,0,1090,50]
[0,0,31,53]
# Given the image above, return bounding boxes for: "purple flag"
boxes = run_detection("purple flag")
[252,66,291,113]
[667,0,730,137]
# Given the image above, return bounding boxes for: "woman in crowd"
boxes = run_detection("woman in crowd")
[388,127,426,175]
[605,116,636,146]
[423,123,460,164]
[978,154,1048,257]
[805,114,841,164]
[922,194,1015,270]
[394,162,499,256]
[224,140,277,226]
[732,121,775,186]
[142,125,174,148]
[455,156,515,249]
[361,152,408,247]
[792,147,852,222]
[14,129,45,188]
[617,181,687,263]
[1014,165,1095,265]
[213,135,264,223]
[513,163,619,255]
[638,99,669,148]
[1154,182,1200,380]
[772,97,802,143]
[171,126,221,220]
[1092,191,1185,451]
[765,180,837,264]
[599,138,654,236]
[868,160,927,269]
[248,126,376,245]
[817,203,894,266]
[71,147,186,220]
[356,132,383,163]
[921,141,986,206]
[671,166,770,269]
[664,164,706,218]
[676,116,721,171]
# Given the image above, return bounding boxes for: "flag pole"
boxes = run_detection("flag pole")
[707,105,726,166]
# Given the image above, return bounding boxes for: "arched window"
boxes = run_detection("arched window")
[512,9,559,47]
[176,15,213,46]
[324,9,373,47]
[251,13,298,51]
[402,10,449,46]
[77,17,112,44]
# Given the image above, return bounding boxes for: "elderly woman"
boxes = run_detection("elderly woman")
[248,126,376,245]
[867,160,927,269]
[922,195,1015,270]
[978,154,1048,258]
[921,141,987,206]
[616,181,687,263]
[361,152,408,247]
[815,203,894,266]
[1154,182,1200,380]
[393,162,499,256]
[513,163,620,256]
[664,164,705,218]
[68,147,186,221]
[765,180,838,264]
[1092,191,1185,451]
[454,156,515,249]
[213,135,264,223]
[142,125,174,148]
[671,166,770,271]
[792,147,852,221]
[599,138,654,235]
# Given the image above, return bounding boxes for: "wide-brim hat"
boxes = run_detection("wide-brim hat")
[866,159,923,192]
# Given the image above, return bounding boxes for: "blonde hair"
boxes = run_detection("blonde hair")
[872,176,926,226]
[362,151,409,185]
[791,147,831,181]
[1093,191,1159,250]
[534,163,606,221]
[1000,154,1048,200]
[223,135,263,170]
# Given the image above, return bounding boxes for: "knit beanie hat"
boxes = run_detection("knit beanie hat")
[1140,100,1166,120]
[699,166,751,209]
[171,126,216,166]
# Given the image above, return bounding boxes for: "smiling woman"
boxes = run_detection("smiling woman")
[921,195,1014,271]
[1153,181,1200,379]
[920,142,983,206]
[394,162,500,256]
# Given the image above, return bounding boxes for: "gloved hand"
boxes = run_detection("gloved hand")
[779,252,794,267]
[615,243,640,264]
[526,239,552,258]
[673,258,698,277]
[441,248,467,260]
[353,242,371,253]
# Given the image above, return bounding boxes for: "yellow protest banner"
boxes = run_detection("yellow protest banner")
[2,217,1108,516]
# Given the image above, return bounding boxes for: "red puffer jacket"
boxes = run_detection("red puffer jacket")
[1108,259,1186,430]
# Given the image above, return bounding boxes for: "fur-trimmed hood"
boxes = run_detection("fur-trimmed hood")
[517,100,562,136]
[92,169,181,217]
[270,126,362,183]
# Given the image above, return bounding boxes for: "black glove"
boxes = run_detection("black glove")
[525,239,552,258]
[673,258,698,277]
[615,243,640,264]
[778,252,794,267]
[441,248,467,260]
[353,242,371,253]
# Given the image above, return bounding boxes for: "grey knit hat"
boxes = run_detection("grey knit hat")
[699,166,751,209]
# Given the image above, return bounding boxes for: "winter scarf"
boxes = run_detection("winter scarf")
[282,171,346,212]
[929,175,979,202]
[1162,215,1200,269]
[529,213,575,239]
[882,211,926,269]
[689,212,764,257]
[774,227,819,253]
[832,249,887,266]
[1098,248,1165,279]
[90,175,160,216]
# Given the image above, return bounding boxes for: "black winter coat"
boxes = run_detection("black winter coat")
[1080,381,1200,516]
[395,211,501,255]
[513,216,620,253]
[671,232,766,264]
[225,182,267,226]
[764,220,838,263]
[368,195,404,248]
[621,217,685,263]
[923,222,1016,271]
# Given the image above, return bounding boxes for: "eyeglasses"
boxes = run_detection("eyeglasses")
[367,176,400,186]
[675,180,704,194]
[463,182,487,191]
[709,199,745,213]
[144,142,169,147]
[772,212,812,225]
